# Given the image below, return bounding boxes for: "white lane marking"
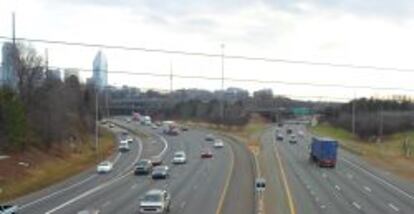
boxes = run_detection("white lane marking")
[322,173,327,178]
[342,158,414,201]
[352,202,362,210]
[102,200,111,208]
[315,197,320,202]
[180,201,187,209]
[347,173,353,180]
[45,135,143,213]
[334,185,341,191]
[131,184,138,189]
[19,174,97,209]
[112,153,122,165]
[45,171,132,214]
[320,205,326,209]
[363,186,372,193]
[388,203,400,212]
[155,134,169,158]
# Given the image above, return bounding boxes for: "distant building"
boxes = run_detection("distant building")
[1,42,18,89]
[92,51,108,90]
[46,69,62,81]
[64,68,80,81]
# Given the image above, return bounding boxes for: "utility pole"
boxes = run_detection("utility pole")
[95,86,99,162]
[12,12,16,46]
[170,61,173,92]
[352,99,356,136]
[379,103,383,143]
[220,44,225,120]
[45,48,49,73]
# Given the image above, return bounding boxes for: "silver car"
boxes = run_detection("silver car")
[139,189,171,213]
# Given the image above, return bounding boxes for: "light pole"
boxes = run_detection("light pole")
[95,85,99,162]
[220,44,225,120]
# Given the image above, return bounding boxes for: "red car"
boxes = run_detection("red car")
[201,149,213,158]
[151,156,163,166]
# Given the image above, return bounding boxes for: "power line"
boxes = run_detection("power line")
[1,36,414,73]
[52,66,414,92]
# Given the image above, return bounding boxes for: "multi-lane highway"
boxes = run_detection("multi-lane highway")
[260,123,414,214]
[11,118,255,214]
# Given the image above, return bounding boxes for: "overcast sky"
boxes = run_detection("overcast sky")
[1,0,414,101]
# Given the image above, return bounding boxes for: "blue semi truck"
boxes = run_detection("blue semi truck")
[310,137,338,167]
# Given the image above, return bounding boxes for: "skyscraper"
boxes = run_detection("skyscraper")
[92,50,108,90]
[1,42,18,89]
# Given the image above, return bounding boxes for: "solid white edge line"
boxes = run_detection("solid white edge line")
[342,158,414,201]
[45,129,143,213]
[155,134,168,158]
[19,174,97,209]
[363,186,372,193]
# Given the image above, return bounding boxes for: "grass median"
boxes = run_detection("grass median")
[0,128,115,202]
[310,123,414,180]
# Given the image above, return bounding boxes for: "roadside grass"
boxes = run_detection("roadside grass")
[0,129,115,202]
[310,123,414,180]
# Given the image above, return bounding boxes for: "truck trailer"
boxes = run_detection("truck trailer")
[310,137,338,168]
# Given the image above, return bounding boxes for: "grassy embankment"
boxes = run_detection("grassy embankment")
[0,128,115,202]
[310,123,414,180]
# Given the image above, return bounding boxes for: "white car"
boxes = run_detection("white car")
[213,139,224,148]
[119,141,130,152]
[126,137,134,144]
[172,151,187,164]
[139,189,171,214]
[97,161,113,173]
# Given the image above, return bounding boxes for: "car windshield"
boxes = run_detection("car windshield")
[175,153,184,157]
[143,194,162,202]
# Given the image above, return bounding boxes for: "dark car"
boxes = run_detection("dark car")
[201,148,213,158]
[151,156,163,166]
[205,134,215,141]
[181,126,189,131]
[134,159,153,175]
[276,134,284,141]
[151,166,169,179]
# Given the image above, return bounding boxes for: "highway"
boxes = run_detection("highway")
[11,118,255,214]
[260,123,414,214]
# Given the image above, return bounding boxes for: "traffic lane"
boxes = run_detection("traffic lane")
[299,125,414,212]
[283,125,414,214]
[221,137,255,214]
[16,125,137,214]
[172,133,232,214]
[280,139,382,214]
[260,129,319,214]
[52,127,171,214]
[99,129,211,214]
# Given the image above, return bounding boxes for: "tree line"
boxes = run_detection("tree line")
[322,98,414,139]
[0,43,97,151]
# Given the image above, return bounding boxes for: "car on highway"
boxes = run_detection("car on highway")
[289,135,297,144]
[119,140,130,152]
[151,156,163,166]
[276,134,284,141]
[205,134,215,141]
[97,161,113,174]
[213,139,224,148]
[151,166,169,179]
[126,137,134,143]
[298,130,304,138]
[109,123,115,128]
[139,189,171,214]
[201,148,213,158]
[0,205,18,214]
[172,151,187,164]
[135,159,153,175]
[286,128,293,134]
[151,124,158,129]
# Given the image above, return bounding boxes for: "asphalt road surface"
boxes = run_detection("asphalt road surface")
[11,118,255,214]
[261,123,414,214]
